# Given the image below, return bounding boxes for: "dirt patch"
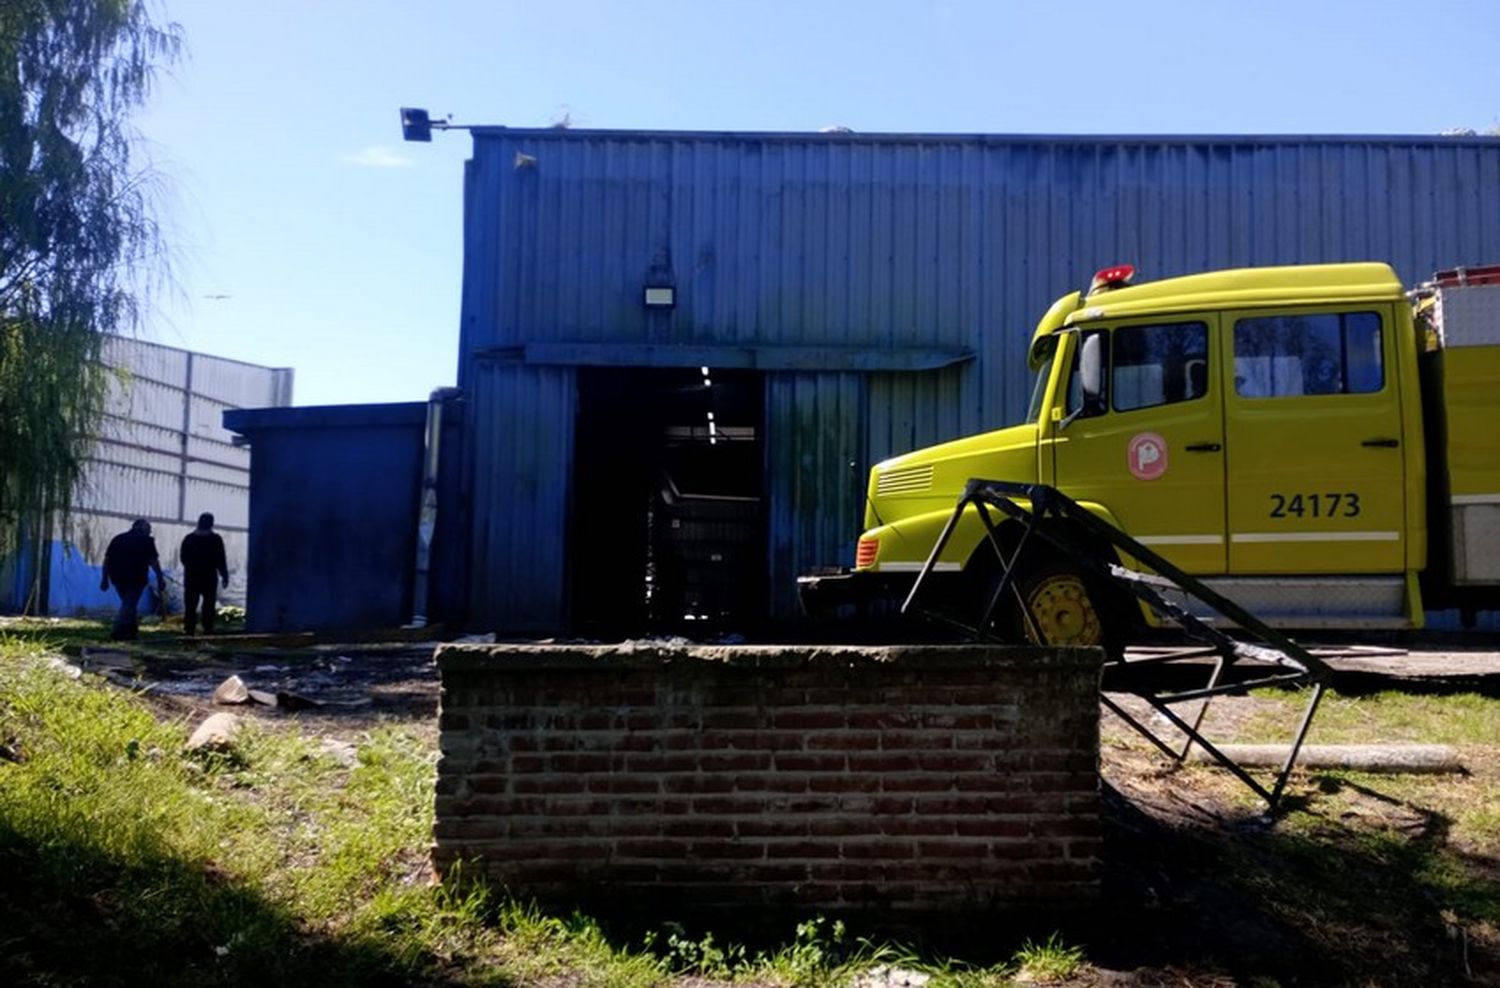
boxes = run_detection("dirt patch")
[76,642,442,746]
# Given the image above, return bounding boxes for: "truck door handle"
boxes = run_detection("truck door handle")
[1185,442,1221,452]
[1362,438,1400,448]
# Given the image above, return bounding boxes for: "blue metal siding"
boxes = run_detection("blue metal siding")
[765,372,866,617]
[224,404,427,633]
[459,131,1500,624]
[466,361,575,630]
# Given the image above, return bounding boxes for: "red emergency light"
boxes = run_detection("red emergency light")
[1089,264,1136,293]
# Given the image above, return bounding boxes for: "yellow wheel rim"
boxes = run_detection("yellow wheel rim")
[1024,573,1103,646]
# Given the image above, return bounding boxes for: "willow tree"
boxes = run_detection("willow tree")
[0,1,180,593]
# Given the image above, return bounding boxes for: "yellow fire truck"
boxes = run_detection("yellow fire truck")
[827,262,1500,647]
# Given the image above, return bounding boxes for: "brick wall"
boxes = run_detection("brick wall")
[433,643,1101,921]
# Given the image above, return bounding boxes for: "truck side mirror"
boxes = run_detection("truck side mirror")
[1079,333,1105,415]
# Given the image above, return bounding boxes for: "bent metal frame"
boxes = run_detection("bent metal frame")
[903,479,1332,813]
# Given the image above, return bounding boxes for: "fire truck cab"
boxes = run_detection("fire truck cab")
[831,262,1500,645]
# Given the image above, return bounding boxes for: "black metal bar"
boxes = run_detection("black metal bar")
[902,479,1332,813]
[1100,693,1188,763]
[1179,655,1226,762]
[1269,683,1326,808]
[1149,671,1316,705]
[1145,696,1276,805]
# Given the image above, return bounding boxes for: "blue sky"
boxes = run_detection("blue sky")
[135,0,1500,406]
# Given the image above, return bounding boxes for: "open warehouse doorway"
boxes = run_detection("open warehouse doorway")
[571,366,765,637]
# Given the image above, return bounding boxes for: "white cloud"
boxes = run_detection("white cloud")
[342,145,413,168]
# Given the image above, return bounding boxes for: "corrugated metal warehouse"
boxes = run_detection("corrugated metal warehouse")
[3,335,293,615]
[450,129,1500,636]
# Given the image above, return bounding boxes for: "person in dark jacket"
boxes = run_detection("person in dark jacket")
[180,512,229,635]
[100,519,166,641]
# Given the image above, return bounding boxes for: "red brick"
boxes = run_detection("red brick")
[663,775,734,795]
[586,776,661,794]
[880,775,953,793]
[876,818,955,837]
[952,775,1021,792]
[773,753,846,772]
[742,864,810,883]
[662,819,737,839]
[1030,772,1093,793]
[986,794,1066,814]
[992,841,1060,861]
[701,710,761,730]
[955,818,1031,838]
[737,818,808,839]
[807,732,880,751]
[625,754,697,773]
[772,710,846,730]
[513,777,588,795]
[840,841,916,860]
[700,752,773,772]
[916,841,990,859]
[692,797,766,815]
[614,840,689,859]
[917,752,993,773]
[467,775,510,795]
[920,711,996,729]
[808,775,880,794]
[1032,818,1101,838]
[808,818,881,838]
[847,753,919,773]
[690,841,766,860]
[846,710,919,730]
[870,796,914,814]
[878,732,952,750]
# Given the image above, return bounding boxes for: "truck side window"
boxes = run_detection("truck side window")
[1233,311,1383,397]
[1111,321,1209,413]
[1065,329,1109,418]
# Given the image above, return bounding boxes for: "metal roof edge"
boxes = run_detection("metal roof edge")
[468,127,1500,147]
[223,402,428,435]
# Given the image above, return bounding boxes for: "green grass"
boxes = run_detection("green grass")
[0,638,1087,987]
[1236,687,1500,746]
[1010,933,1085,983]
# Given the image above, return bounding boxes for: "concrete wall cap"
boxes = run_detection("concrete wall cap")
[434,642,1102,673]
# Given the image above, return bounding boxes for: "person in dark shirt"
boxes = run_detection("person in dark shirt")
[100,519,165,641]
[180,512,229,635]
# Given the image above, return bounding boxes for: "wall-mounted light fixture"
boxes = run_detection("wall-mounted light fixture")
[643,286,675,308]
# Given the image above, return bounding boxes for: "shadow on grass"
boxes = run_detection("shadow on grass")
[1091,779,1496,984]
[0,823,490,988]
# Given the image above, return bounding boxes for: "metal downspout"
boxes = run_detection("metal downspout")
[407,387,460,628]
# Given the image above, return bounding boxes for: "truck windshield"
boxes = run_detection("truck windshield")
[1025,338,1058,423]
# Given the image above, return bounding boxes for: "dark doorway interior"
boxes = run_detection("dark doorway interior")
[572,366,764,637]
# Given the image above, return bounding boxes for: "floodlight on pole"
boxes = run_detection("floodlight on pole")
[400,107,469,142]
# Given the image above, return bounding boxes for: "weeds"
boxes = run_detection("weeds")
[1011,933,1084,983]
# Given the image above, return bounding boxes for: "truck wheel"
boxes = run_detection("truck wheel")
[1012,563,1124,658]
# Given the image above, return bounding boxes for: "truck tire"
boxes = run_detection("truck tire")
[1011,562,1125,659]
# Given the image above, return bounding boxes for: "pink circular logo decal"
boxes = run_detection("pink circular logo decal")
[1128,432,1168,481]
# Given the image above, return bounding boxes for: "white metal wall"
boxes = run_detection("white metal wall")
[44,336,294,613]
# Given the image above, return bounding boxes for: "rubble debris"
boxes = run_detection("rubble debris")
[45,657,83,680]
[213,675,252,705]
[186,713,241,752]
[318,738,359,767]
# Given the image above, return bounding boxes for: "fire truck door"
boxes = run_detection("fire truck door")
[1222,305,1405,573]
[1050,318,1227,574]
